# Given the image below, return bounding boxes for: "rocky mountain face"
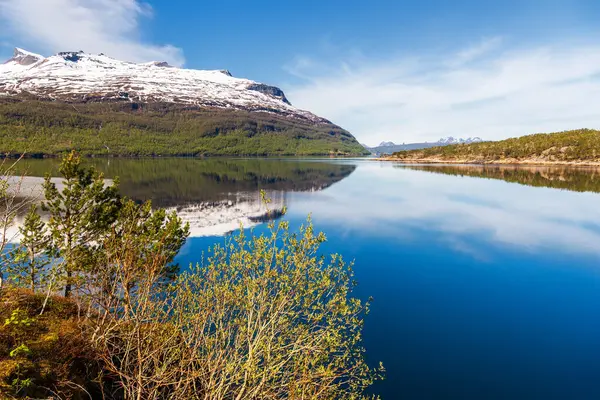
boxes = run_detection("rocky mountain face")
[364,137,484,155]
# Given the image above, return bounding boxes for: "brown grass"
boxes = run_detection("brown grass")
[0,288,106,399]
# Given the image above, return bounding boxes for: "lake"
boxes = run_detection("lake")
[14,158,600,399]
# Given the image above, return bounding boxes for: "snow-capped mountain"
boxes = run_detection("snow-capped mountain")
[436,136,483,145]
[0,48,323,123]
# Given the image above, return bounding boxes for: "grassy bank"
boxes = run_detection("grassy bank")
[0,288,106,398]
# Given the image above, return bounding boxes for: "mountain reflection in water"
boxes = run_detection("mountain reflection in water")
[11,158,356,236]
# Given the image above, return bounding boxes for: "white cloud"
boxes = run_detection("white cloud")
[449,37,503,67]
[284,39,600,146]
[0,0,184,66]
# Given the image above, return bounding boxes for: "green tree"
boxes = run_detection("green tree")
[95,199,189,315]
[4,205,50,292]
[42,151,121,297]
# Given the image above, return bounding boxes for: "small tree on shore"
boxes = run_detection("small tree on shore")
[4,205,50,291]
[94,199,189,316]
[42,151,121,297]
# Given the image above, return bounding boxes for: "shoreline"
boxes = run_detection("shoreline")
[0,153,370,160]
[374,158,600,167]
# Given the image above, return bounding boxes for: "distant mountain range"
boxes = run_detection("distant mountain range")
[363,137,483,154]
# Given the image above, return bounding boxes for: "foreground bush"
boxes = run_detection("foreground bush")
[94,219,383,399]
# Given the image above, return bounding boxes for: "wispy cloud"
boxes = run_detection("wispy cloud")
[0,0,184,66]
[449,37,503,67]
[284,39,600,145]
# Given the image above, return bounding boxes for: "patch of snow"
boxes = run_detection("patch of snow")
[14,47,44,59]
[437,137,484,145]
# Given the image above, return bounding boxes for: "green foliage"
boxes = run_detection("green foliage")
[94,214,382,399]
[3,309,35,397]
[168,216,384,399]
[42,151,122,296]
[96,199,189,311]
[4,309,35,328]
[0,97,369,156]
[391,129,600,163]
[0,152,191,398]
[9,344,31,358]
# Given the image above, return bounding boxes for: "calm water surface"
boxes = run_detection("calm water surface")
[20,158,600,399]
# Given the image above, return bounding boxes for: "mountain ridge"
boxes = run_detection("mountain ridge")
[0,48,320,122]
[0,48,367,156]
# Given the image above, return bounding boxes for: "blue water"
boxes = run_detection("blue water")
[169,160,600,399]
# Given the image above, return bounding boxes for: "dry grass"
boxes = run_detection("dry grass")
[0,288,105,399]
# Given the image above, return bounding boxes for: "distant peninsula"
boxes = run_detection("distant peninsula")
[381,129,600,165]
[363,137,482,155]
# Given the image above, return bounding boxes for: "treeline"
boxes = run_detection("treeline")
[0,97,368,156]
[390,129,600,163]
[0,153,382,399]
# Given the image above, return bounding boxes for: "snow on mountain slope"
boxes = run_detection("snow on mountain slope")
[0,48,324,123]
[437,136,483,145]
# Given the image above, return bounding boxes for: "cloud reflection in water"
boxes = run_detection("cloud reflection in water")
[288,162,600,256]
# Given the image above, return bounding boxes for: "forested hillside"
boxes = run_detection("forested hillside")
[387,129,600,164]
[0,97,368,156]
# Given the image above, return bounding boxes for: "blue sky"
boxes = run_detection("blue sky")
[2,0,600,144]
